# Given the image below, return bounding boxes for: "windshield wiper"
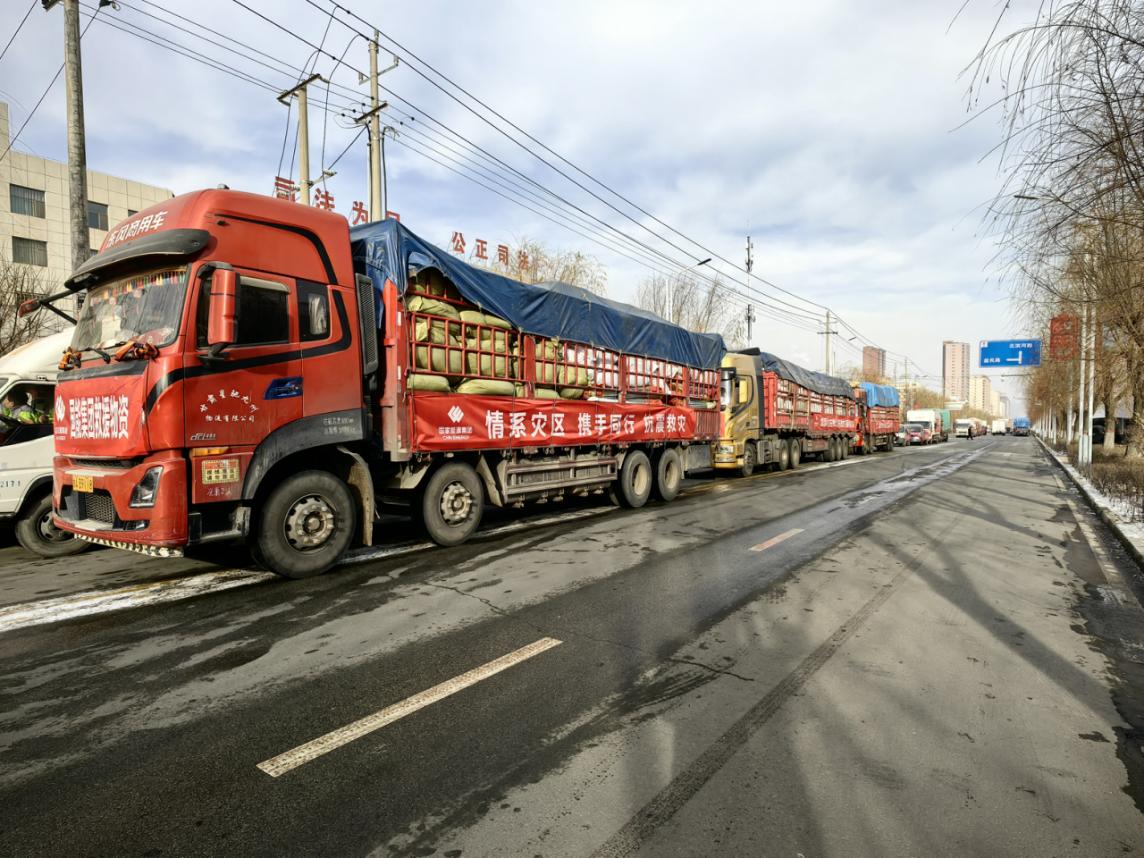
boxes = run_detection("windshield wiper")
[82,346,112,363]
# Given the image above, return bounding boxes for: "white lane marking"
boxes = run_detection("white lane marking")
[0,569,277,634]
[256,636,563,777]
[750,528,804,552]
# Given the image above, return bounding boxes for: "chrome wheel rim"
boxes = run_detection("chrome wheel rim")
[440,481,474,526]
[284,494,336,550]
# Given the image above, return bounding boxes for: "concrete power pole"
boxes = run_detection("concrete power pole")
[57,0,91,276]
[278,74,321,206]
[368,34,383,220]
[823,309,833,375]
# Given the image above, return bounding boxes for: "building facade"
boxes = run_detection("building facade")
[943,340,970,404]
[862,346,886,380]
[0,102,173,294]
[969,374,994,415]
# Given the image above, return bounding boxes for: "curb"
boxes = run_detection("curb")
[1037,436,1144,572]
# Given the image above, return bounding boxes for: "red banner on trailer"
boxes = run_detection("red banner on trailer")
[411,394,716,451]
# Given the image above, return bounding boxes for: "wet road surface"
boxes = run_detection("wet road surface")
[1,437,1142,856]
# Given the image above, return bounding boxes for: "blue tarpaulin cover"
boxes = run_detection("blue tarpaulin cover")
[752,351,854,399]
[350,219,726,370]
[858,381,900,408]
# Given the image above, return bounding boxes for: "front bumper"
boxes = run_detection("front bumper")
[713,440,742,468]
[53,451,188,548]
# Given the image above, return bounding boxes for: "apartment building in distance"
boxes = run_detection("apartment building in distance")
[943,340,970,404]
[862,346,886,380]
[0,101,173,294]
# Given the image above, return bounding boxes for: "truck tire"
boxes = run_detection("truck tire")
[824,439,835,462]
[653,447,683,502]
[617,450,653,508]
[419,462,484,546]
[254,470,356,579]
[739,442,757,477]
[863,434,873,455]
[787,438,800,469]
[841,437,850,459]
[777,440,791,471]
[15,492,90,558]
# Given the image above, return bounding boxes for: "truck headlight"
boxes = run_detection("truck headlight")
[130,466,163,508]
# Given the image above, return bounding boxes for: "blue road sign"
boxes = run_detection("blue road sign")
[979,339,1041,368]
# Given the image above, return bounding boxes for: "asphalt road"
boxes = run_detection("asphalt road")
[2,436,1142,857]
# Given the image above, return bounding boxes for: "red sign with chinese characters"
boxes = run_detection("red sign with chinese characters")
[1049,313,1078,361]
[410,394,714,451]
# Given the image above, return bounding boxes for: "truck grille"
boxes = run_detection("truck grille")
[82,491,116,525]
[59,488,119,526]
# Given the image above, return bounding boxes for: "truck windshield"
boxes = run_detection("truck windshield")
[71,267,189,354]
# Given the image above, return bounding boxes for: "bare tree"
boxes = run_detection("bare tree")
[969,0,1144,455]
[636,272,745,347]
[0,255,52,358]
[489,238,608,296]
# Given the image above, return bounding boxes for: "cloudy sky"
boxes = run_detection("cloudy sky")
[2,0,1034,411]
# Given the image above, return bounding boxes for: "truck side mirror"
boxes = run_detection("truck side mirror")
[719,367,735,409]
[207,268,238,352]
[17,298,40,318]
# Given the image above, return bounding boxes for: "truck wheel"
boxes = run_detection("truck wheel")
[787,439,800,469]
[739,442,757,477]
[255,470,356,579]
[777,440,791,471]
[824,439,835,462]
[419,462,484,546]
[16,493,90,558]
[617,450,653,508]
[653,447,683,502]
[862,434,873,455]
[841,438,850,459]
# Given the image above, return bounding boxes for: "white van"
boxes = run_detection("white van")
[0,330,89,556]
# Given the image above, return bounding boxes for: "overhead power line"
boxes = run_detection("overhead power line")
[0,3,104,163]
[0,0,38,65]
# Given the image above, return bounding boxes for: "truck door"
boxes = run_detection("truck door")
[185,270,302,452]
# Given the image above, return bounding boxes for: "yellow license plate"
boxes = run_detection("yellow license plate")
[73,475,94,493]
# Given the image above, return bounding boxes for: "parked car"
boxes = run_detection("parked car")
[895,425,908,446]
[904,423,932,445]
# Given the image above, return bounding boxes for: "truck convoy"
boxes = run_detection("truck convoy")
[0,329,89,556]
[715,350,860,473]
[46,189,728,577]
[38,189,905,578]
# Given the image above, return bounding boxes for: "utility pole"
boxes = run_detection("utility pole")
[43,0,97,276]
[744,235,754,344]
[368,34,383,220]
[820,309,838,375]
[278,74,321,206]
[359,40,398,220]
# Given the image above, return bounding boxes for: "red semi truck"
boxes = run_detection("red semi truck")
[45,189,725,577]
[715,349,859,473]
[851,381,900,454]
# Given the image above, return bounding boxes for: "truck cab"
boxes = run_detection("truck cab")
[50,190,370,568]
[0,329,89,556]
